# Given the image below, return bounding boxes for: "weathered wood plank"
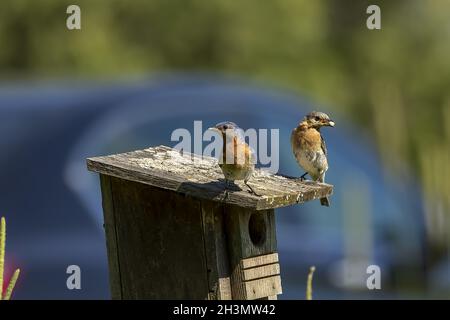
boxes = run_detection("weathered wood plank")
[109,176,210,299]
[241,253,279,269]
[217,278,232,300]
[229,253,282,299]
[99,174,122,300]
[87,145,333,210]
[244,275,282,300]
[242,263,280,281]
[201,200,232,300]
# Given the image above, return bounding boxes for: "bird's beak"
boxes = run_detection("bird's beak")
[328,120,335,127]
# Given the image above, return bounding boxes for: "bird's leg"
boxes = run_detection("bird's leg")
[300,172,308,181]
[222,179,230,201]
[244,180,261,197]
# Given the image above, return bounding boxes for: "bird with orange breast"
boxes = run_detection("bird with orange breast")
[209,121,259,196]
[291,111,335,206]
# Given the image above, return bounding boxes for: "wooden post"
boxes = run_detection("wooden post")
[87,145,333,300]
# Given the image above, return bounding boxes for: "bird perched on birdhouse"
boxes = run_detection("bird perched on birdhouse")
[291,111,335,206]
[209,122,259,196]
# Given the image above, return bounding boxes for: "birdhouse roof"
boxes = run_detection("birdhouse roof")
[87,145,333,210]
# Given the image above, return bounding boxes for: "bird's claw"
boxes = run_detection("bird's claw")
[245,181,261,197]
[221,190,229,201]
[221,180,230,201]
[300,172,308,182]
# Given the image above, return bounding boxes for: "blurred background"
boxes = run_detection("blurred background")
[0,0,449,299]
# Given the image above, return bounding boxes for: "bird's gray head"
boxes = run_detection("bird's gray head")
[209,121,244,142]
[304,111,335,128]
[213,121,239,133]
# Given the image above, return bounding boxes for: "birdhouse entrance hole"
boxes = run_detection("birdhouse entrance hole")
[248,213,266,246]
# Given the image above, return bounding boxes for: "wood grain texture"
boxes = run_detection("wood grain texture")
[108,176,210,299]
[99,175,122,299]
[87,145,333,210]
[201,200,232,300]
[241,253,279,269]
[244,276,282,300]
[97,174,281,300]
[242,263,280,281]
[89,146,299,300]
[229,251,282,300]
[224,206,280,299]
[233,253,281,299]
[217,278,232,300]
[225,207,277,264]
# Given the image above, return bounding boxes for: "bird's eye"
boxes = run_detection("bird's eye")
[314,116,320,121]
[223,125,228,130]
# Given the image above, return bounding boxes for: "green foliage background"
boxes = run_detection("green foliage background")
[1,0,449,247]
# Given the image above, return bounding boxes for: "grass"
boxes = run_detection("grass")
[0,217,20,300]
[306,266,316,300]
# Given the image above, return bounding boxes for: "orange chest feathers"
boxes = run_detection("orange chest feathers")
[221,136,253,166]
[292,127,322,152]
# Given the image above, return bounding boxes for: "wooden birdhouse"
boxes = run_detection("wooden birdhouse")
[87,145,333,300]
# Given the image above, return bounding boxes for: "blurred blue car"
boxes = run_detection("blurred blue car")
[0,74,428,299]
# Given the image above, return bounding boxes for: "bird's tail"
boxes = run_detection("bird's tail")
[320,196,330,207]
[317,174,330,206]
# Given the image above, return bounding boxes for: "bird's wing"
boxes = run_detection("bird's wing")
[320,134,327,156]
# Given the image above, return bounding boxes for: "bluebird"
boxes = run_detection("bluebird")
[209,121,259,197]
[291,111,335,206]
